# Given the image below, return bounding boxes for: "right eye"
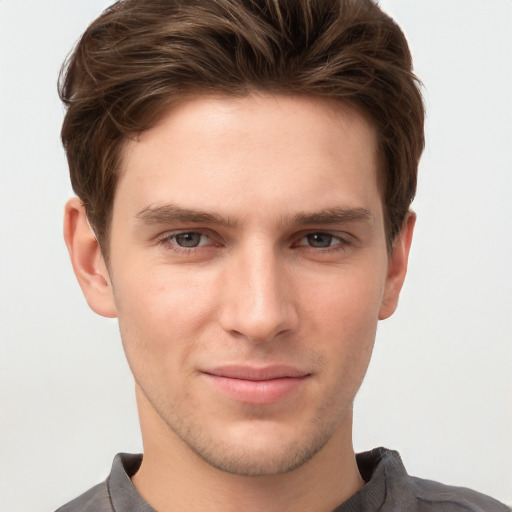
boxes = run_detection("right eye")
[160,231,214,251]
[173,232,205,248]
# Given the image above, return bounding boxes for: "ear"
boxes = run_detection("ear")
[379,212,415,320]
[63,197,117,318]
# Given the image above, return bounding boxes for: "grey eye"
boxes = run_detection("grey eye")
[174,232,203,247]
[306,233,334,248]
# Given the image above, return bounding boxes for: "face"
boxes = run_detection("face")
[92,94,410,476]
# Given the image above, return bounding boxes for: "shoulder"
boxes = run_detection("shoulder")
[53,453,145,512]
[54,482,112,512]
[355,448,510,512]
[410,476,511,512]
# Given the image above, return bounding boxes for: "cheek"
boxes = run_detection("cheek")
[298,265,385,383]
[302,263,386,335]
[112,264,219,372]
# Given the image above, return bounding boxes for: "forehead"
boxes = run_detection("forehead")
[114,93,382,225]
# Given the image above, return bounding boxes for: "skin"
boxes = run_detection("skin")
[64,93,414,512]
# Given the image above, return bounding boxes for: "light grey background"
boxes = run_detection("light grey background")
[1,1,511,511]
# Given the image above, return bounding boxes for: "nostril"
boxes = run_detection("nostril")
[220,302,299,345]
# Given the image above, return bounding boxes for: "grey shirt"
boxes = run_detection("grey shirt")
[55,448,510,512]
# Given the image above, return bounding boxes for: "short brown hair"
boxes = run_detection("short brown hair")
[59,0,424,253]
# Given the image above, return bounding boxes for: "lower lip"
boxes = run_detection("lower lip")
[203,374,309,404]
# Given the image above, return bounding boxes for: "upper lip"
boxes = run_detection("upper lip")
[202,365,310,381]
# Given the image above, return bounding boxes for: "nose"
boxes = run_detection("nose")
[218,243,299,344]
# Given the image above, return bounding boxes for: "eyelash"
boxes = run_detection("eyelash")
[295,232,350,252]
[158,231,217,254]
[157,230,351,255]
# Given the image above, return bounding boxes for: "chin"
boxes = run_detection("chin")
[193,443,318,477]
[181,419,337,477]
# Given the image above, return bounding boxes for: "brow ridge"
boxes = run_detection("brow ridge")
[136,204,238,227]
[290,207,373,226]
[136,203,373,228]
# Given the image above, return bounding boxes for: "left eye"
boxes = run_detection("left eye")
[298,233,343,248]
[167,232,210,248]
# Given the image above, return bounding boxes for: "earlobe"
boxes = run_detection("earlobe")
[63,197,118,318]
[378,212,415,320]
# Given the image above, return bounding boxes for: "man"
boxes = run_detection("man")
[56,0,509,511]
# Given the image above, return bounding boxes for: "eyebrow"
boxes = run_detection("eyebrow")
[135,203,373,228]
[290,207,373,226]
[136,204,238,228]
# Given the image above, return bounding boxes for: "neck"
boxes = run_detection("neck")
[132,390,364,512]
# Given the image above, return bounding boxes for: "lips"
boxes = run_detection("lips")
[201,365,310,404]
